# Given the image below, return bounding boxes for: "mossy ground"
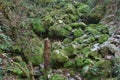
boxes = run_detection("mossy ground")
[0,0,119,80]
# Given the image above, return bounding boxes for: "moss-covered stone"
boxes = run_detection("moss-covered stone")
[74,34,88,43]
[49,23,71,38]
[75,57,85,67]
[52,41,64,50]
[98,34,109,44]
[93,60,112,77]
[77,3,90,13]
[31,18,45,34]
[88,24,109,34]
[43,14,54,27]
[68,14,79,22]
[88,5,104,23]
[71,22,87,30]
[64,3,77,14]
[81,46,91,57]
[23,38,44,65]
[51,49,68,63]
[63,38,72,44]
[63,14,79,24]
[85,27,101,35]
[73,28,83,37]
[89,50,102,59]
[64,44,77,57]
[64,60,76,68]
[50,74,67,80]
[100,46,109,57]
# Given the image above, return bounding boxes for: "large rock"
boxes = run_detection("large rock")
[49,23,72,38]
[73,28,83,38]
[77,3,90,14]
[51,49,68,63]
[88,5,104,24]
[31,18,45,34]
[98,34,109,44]
[23,38,44,65]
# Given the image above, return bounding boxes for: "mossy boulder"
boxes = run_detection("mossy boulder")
[89,50,102,59]
[81,46,92,57]
[43,14,54,27]
[63,14,79,24]
[49,23,71,38]
[98,34,109,44]
[85,27,101,35]
[50,74,67,80]
[51,49,68,63]
[92,60,112,77]
[71,22,87,30]
[99,46,109,57]
[63,38,72,44]
[23,38,44,65]
[64,60,76,68]
[64,3,77,14]
[88,24,109,34]
[74,34,88,43]
[73,28,83,37]
[64,44,77,57]
[75,57,85,67]
[68,14,79,22]
[31,18,45,34]
[88,5,104,24]
[52,41,64,50]
[77,3,90,13]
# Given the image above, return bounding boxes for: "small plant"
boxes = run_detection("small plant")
[0,29,12,50]
[113,55,120,79]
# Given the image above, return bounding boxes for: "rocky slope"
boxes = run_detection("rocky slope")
[0,0,120,80]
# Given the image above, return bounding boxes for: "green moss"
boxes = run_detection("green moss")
[93,60,112,77]
[49,23,71,37]
[77,3,90,13]
[100,46,109,57]
[63,13,79,24]
[64,60,76,68]
[51,49,68,63]
[89,36,96,42]
[52,41,63,50]
[63,38,72,44]
[88,5,104,23]
[0,33,12,50]
[88,24,109,34]
[50,74,67,80]
[23,38,44,65]
[43,14,54,27]
[9,56,28,76]
[71,22,87,30]
[64,44,77,57]
[81,46,91,57]
[89,50,102,59]
[75,57,84,67]
[85,27,101,35]
[74,34,88,43]
[73,28,83,37]
[64,3,77,14]
[98,34,109,44]
[68,14,79,22]
[31,18,45,34]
